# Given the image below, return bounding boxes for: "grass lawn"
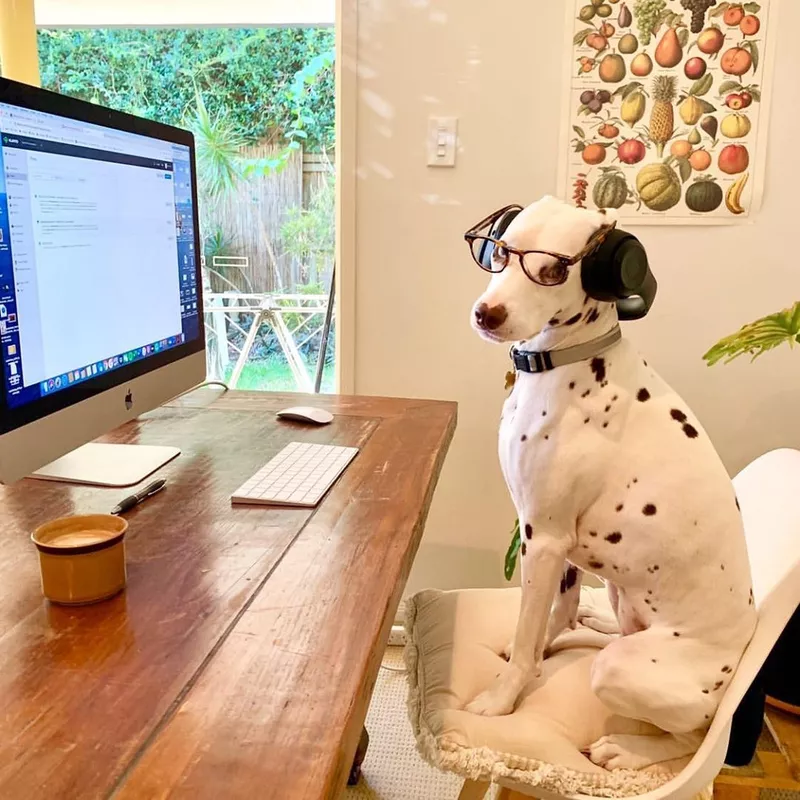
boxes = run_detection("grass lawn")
[222,357,335,393]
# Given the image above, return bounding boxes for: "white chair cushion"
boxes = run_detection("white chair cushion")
[405,586,694,797]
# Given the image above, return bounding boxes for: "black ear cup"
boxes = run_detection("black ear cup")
[582,229,657,321]
[478,207,522,270]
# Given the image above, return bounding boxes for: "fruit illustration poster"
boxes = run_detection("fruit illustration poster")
[557,0,779,223]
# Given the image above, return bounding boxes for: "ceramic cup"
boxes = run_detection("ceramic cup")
[31,514,128,605]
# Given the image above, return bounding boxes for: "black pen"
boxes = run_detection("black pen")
[111,479,167,515]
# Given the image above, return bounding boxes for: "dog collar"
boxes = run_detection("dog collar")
[510,325,622,374]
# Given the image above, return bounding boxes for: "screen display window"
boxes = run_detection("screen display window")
[0,102,200,410]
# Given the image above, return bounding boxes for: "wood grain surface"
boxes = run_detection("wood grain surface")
[0,389,456,799]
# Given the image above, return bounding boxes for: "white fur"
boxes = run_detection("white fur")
[466,198,756,770]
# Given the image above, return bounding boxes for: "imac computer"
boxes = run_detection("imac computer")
[0,78,205,486]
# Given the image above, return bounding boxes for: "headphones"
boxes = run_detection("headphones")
[484,208,657,321]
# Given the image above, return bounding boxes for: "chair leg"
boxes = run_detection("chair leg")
[458,779,490,800]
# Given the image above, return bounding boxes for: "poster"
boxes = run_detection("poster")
[557,0,779,224]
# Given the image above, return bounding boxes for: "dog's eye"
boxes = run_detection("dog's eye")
[492,245,510,269]
[537,261,569,286]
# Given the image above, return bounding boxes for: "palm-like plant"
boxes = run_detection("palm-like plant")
[703,302,800,366]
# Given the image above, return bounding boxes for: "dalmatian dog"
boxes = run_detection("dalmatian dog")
[466,196,757,770]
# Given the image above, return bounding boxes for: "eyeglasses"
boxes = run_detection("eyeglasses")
[464,204,617,287]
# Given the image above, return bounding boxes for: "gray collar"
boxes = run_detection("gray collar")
[510,325,622,374]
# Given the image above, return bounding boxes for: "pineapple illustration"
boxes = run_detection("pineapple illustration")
[650,75,677,158]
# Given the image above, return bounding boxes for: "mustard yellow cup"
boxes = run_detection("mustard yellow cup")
[31,514,128,605]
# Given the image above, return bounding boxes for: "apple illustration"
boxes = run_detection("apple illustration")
[719,144,749,174]
[739,91,753,108]
[617,139,646,164]
[697,27,725,55]
[726,93,745,110]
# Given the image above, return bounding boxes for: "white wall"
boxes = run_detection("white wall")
[354,0,800,595]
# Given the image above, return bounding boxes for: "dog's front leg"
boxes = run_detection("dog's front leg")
[466,534,568,716]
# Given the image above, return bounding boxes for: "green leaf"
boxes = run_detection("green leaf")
[697,98,717,114]
[691,73,714,97]
[573,125,587,138]
[677,28,690,48]
[747,40,760,74]
[710,2,731,16]
[749,87,762,101]
[504,520,521,582]
[718,80,744,95]
[574,28,593,46]
[677,157,692,184]
[744,2,761,12]
[703,302,800,365]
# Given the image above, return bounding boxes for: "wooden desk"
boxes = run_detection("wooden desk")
[0,390,456,799]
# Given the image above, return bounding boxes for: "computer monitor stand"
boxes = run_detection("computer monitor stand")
[30,443,181,488]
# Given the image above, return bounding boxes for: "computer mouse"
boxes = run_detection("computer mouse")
[276,406,334,425]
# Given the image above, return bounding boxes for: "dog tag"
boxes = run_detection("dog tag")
[505,370,516,391]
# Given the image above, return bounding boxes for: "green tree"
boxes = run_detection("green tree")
[37,27,335,150]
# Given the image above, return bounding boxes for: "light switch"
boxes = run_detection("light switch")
[427,116,457,167]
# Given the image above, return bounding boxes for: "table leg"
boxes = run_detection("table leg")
[347,727,370,785]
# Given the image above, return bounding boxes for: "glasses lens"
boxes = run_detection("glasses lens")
[470,237,504,272]
[524,256,569,286]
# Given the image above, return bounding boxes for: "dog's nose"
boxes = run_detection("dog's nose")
[474,302,508,331]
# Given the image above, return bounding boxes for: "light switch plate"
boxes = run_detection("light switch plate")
[427,116,457,167]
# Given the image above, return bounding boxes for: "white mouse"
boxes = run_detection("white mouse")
[276,406,334,425]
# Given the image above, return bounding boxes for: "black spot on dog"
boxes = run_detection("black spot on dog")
[569,381,576,390]
[525,524,533,539]
[749,588,754,605]
[588,559,604,569]
[521,435,527,442]
[721,665,732,673]
[600,380,608,388]
[735,496,740,511]
[581,544,589,549]
[590,357,606,384]
[683,424,699,439]
[606,532,622,543]
[652,606,658,612]
[584,295,591,306]
[670,409,687,423]
[702,689,709,694]
[544,434,549,440]
[615,503,623,512]
[633,478,638,484]
[612,564,619,572]
[720,564,725,571]
[542,410,547,417]
[589,530,597,537]
[564,312,582,326]
[643,359,648,367]
[585,307,600,324]
[582,389,591,398]
[647,589,653,595]
[673,631,681,637]
[521,542,527,556]
[584,417,590,424]
[548,317,560,326]
[637,388,651,402]
[602,421,609,429]
[560,566,579,594]
[705,714,710,720]
[694,520,698,527]
[643,504,657,516]
[714,681,723,691]
[612,394,619,402]
[605,404,612,413]
[651,658,658,664]
[653,564,659,571]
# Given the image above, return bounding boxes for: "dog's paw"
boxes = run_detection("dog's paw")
[586,734,655,770]
[577,604,620,635]
[464,669,526,717]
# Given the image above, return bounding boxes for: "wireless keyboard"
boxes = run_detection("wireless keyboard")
[230,441,359,508]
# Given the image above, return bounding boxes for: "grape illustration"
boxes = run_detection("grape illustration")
[680,0,718,34]
[633,0,667,45]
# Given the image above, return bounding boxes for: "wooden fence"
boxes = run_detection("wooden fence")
[209,145,334,294]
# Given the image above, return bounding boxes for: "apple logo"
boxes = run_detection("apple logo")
[124,389,133,411]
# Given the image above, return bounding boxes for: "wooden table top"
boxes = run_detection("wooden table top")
[0,389,456,799]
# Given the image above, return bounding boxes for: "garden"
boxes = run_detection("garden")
[38,27,337,390]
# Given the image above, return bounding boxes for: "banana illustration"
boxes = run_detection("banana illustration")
[726,172,749,215]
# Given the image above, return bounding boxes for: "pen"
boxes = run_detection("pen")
[111,478,167,515]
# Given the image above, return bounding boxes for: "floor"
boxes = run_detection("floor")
[342,648,800,800]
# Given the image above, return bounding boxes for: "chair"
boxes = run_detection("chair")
[405,449,800,800]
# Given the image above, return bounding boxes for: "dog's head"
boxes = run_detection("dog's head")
[470,197,616,344]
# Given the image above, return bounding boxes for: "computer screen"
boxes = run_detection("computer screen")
[0,101,201,413]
